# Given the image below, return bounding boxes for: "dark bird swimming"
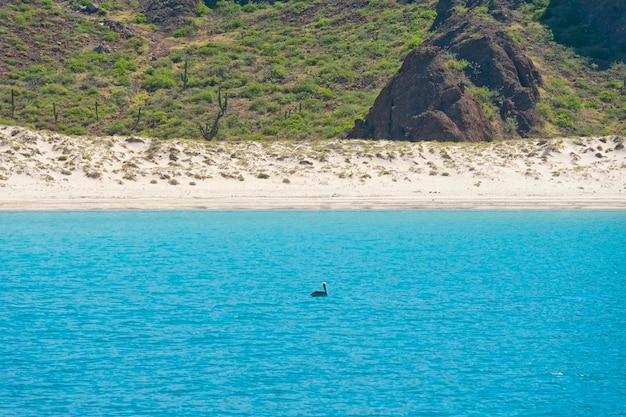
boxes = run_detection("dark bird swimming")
[310,282,328,297]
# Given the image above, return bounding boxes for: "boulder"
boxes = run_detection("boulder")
[81,2,100,14]
[349,47,492,142]
[93,44,107,54]
[349,0,543,142]
[432,17,542,135]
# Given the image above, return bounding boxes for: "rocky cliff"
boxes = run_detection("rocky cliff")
[350,0,543,142]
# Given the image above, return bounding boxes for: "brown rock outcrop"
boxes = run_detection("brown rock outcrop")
[432,18,542,135]
[350,0,543,142]
[140,0,197,31]
[351,47,493,142]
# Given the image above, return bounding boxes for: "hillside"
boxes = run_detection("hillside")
[0,0,625,141]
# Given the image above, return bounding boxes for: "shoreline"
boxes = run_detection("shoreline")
[1,197,625,211]
[1,125,625,211]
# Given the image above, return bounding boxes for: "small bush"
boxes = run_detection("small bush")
[135,13,147,23]
[195,2,210,16]
[574,79,591,89]
[216,0,242,17]
[604,79,623,89]
[406,35,424,50]
[546,78,570,94]
[503,116,518,134]
[475,6,489,15]
[553,94,582,111]
[536,102,553,119]
[554,111,575,128]
[127,37,146,49]
[224,19,245,30]
[445,57,469,73]
[242,3,258,13]
[102,31,119,42]
[142,68,176,92]
[599,91,617,103]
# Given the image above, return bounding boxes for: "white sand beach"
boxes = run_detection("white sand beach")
[0,125,624,210]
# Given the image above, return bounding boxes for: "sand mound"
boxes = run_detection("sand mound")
[0,125,624,209]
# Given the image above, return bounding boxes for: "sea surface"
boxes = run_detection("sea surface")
[0,210,624,416]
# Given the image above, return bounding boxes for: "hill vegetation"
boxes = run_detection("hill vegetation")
[0,0,624,140]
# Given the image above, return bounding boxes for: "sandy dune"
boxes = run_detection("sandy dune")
[0,125,624,210]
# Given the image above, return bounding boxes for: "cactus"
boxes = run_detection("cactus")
[95,100,99,122]
[10,89,15,119]
[53,102,59,123]
[180,59,189,90]
[197,86,228,141]
[132,107,142,131]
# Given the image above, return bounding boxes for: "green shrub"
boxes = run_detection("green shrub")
[242,3,258,13]
[267,64,288,81]
[445,57,469,73]
[536,102,553,119]
[475,6,489,16]
[553,94,582,111]
[470,86,496,103]
[242,82,265,98]
[574,79,590,89]
[111,58,137,76]
[554,111,575,128]
[406,34,424,50]
[314,17,333,28]
[609,105,626,120]
[195,2,210,16]
[142,68,176,92]
[7,36,28,51]
[102,31,119,42]
[224,19,245,29]
[106,121,130,135]
[63,106,96,126]
[546,78,570,94]
[173,27,190,38]
[504,116,518,134]
[64,126,87,135]
[604,79,623,89]
[67,58,87,73]
[216,0,242,17]
[417,9,437,20]
[127,37,146,49]
[42,83,69,95]
[135,13,147,23]
[599,91,617,103]
[112,76,131,87]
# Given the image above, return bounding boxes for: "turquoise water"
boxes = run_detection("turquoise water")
[1,210,624,416]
